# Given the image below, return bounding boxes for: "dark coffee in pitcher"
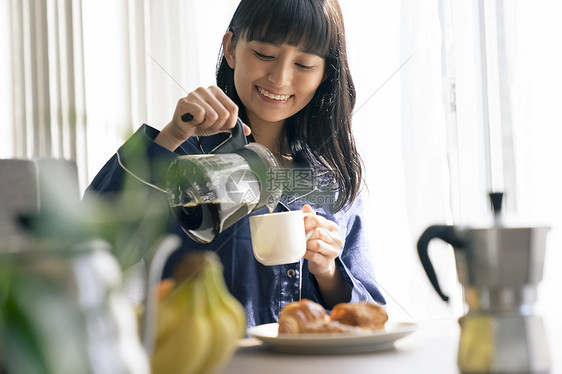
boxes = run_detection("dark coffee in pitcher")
[170,201,254,244]
[170,203,219,243]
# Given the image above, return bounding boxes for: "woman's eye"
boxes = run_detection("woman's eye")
[296,63,314,70]
[254,51,273,60]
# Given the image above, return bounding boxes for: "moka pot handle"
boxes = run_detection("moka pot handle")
[416,225,465,302]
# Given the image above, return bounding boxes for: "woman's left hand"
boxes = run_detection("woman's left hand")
[302,204,344,280]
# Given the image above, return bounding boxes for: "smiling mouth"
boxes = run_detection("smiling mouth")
[257,87,291,101]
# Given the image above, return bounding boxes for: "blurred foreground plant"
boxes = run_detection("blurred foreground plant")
[0,158,164,374]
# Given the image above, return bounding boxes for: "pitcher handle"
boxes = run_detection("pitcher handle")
[181,113,247,154]
[417,225,464,302]
[141,234,182,355]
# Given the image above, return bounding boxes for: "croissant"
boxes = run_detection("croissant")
[330,301,388,330]
[278,299,330,334]
[278,299,388,334]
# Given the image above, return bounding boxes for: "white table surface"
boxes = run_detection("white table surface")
[220,316,562,374]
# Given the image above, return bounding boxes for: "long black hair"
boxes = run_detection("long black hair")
[216,0,361,212]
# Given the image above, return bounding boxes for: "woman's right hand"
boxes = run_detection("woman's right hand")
[155,86,251,151]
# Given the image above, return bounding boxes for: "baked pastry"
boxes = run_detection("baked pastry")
[330,301,388,330]
[278,299,330,334]
[298,320,360,334]
[277,299,388,334]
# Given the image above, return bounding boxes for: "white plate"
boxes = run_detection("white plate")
[247,321,417,354]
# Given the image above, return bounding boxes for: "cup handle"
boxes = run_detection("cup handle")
[303,212,314,240]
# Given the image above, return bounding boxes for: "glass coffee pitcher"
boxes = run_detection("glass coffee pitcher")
[166,118,283,243]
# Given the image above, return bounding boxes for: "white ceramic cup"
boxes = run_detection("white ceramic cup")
[249,210,311,266]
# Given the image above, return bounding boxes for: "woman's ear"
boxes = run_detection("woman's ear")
[222,31,236,69]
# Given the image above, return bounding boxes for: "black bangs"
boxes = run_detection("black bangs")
[231,0,331,57]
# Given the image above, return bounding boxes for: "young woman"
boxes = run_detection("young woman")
[87,0,385,327]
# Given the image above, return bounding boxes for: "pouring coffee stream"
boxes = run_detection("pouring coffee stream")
[417,192,552,373]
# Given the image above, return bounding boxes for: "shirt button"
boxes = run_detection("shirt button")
[286,269,296,278]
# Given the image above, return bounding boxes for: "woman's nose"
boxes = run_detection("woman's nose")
[267,60,292,87]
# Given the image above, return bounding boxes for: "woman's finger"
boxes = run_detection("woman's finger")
[304,213,317,234]
[304,214,340,238]
[190,88,226,131]
[305,239,340,260]
[176,96,205,126]
[307,234,341,255]
[303,250,331,268]
[307,226,340,247]
[315,214,340,234]
[208,86,239,130]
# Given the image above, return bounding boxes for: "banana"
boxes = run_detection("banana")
[151,273,212,374]
[149,251,247,374]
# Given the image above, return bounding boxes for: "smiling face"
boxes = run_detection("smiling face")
[223,32,326,129]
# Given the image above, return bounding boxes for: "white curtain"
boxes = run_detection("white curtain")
[344,0,562,320]
[437,0,562,318]
[342,1,462,320]
[0,1,13,157]
[81,0,240,190]
[2,0,561,320]
[0,0,87,184]
[509,0,562,317]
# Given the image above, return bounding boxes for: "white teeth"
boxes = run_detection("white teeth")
[258,87,290,101]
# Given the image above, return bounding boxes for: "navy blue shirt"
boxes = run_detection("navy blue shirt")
[86,124,385,327]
